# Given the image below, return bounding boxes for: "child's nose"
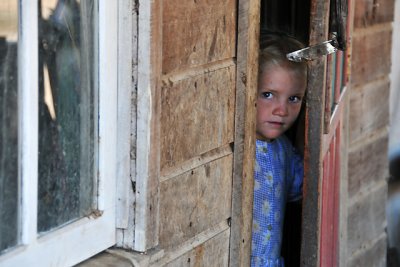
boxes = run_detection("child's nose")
[273,102,288,117]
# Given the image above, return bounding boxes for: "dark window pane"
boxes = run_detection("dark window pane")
[38,0,96,233]
[0,0,19,252]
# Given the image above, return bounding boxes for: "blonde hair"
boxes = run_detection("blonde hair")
[259,34,308,81]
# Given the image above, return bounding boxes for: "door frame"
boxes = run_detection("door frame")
[229,0,259,266]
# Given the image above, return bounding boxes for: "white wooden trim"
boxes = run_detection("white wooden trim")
[116,0,134,230]
[0,215,115,266]
[19,0,39,245]
[0,0,117,265]
[135,0,152,252]
[97,0,117,212]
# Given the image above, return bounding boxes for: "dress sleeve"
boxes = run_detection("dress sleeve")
[287,148,303,202]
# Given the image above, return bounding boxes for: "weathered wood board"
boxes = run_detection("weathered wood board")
[162,0,236,74]
[348,134,389,195]
[354,0,394,28]
[351,29,392,87]
[161,66,236,172]
[159,155,233,249]
[162,229,230,267]
[133,0,258,264]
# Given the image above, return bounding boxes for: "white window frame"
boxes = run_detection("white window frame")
[0,0,117,266]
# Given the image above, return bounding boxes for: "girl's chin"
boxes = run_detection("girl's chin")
[256,133,280,142]
[256,130,282,141]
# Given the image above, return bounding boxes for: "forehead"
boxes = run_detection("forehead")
[258,65,307,94]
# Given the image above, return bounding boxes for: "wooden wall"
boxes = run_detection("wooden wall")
[157,1,236,264]
[118,0,258,265]
[345,0,394,266]
[81,0,396,266]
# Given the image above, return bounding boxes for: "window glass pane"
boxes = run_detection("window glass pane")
[38,0,96,233]
[0,0,19,252]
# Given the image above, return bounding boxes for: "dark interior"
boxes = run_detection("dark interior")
[259,1,311,266]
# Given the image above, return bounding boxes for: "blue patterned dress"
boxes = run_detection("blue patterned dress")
[251,136,303,267]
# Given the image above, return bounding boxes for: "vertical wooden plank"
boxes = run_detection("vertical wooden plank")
[320,149,333,267]
[116,0,137,248]
[339,90,350,267]
[320,121,343,267]
[339,0,354,263]
[301,0,330,266]
[333,125,341,266]
[321,133,341,267]
[328,137,336,265]
[135,0,162,251]
[229,0,259,265]
[116,0,133,229]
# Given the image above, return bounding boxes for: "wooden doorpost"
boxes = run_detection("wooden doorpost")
[229,0,259,266]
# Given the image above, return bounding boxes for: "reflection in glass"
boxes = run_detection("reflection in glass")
[0,0,19,252]
[38,0,96,233]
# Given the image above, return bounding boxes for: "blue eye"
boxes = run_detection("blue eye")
[261,92,272,99]
[288,96,302,103]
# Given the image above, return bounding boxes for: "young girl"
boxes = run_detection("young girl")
[251,34,307,267]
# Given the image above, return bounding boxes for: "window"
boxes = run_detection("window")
[0,0,19,253]
[0,1,117,266]
[38,0,97,234]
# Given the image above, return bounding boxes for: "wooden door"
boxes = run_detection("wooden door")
[302,0,352,266]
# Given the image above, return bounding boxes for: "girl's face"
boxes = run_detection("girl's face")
[256,65,306,141]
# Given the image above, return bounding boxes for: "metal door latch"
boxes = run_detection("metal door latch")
[286,34,340,62]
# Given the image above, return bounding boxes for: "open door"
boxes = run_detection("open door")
[318,0,350,266]
[302,0,351,266]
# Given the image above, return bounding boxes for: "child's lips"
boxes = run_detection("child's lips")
[267,121,284,127]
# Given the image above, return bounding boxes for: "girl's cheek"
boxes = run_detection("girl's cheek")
[256,100,262,112]
[290,104,302,114]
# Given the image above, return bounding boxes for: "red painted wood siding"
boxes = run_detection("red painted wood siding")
[320,124,341,267]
